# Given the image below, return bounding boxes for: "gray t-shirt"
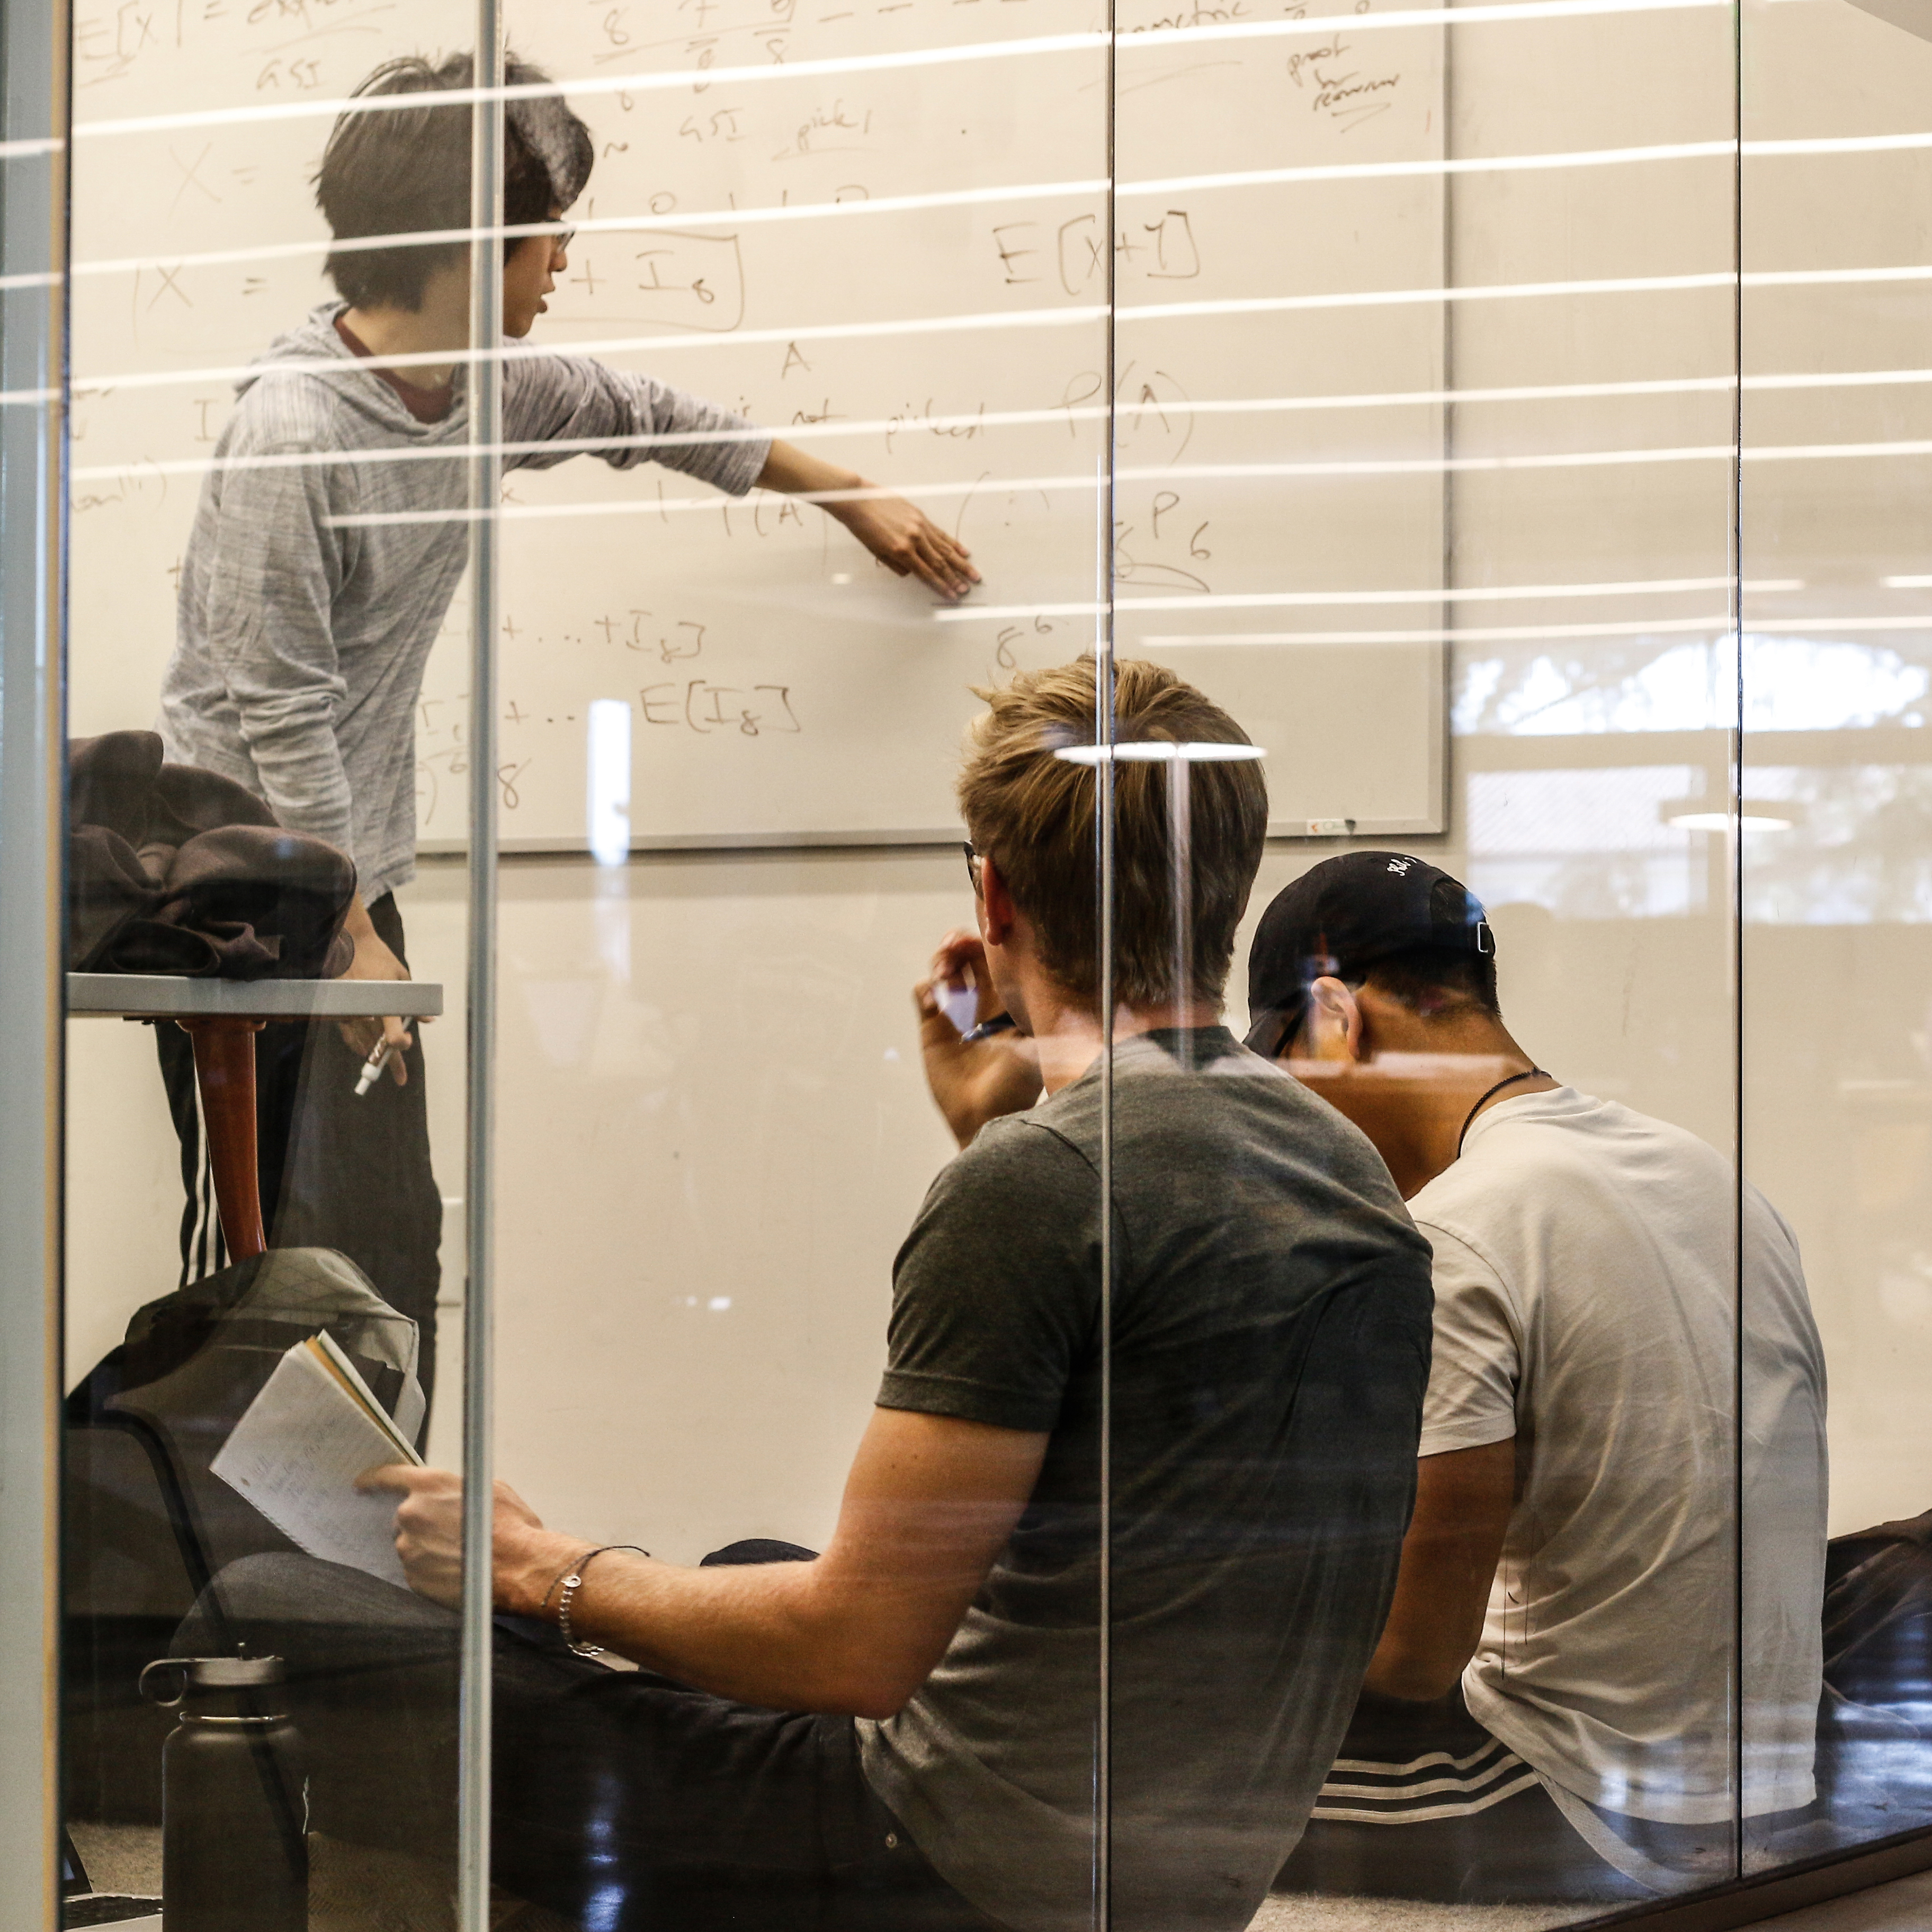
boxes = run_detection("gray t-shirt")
[858,1028,1435,1932]
[159,302,771,902]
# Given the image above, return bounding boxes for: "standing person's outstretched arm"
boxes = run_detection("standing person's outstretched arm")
[505,356,979,601]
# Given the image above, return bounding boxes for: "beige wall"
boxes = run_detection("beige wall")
[67,766,1931,1548]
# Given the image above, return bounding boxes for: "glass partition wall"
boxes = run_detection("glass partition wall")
[1741,0,1932,1874]
[60,3,484,1923]
[20,0,1932,1923]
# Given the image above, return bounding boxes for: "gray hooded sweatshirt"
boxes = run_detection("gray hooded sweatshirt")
[159,302,770,902]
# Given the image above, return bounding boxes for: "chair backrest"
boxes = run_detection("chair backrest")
[62,1248,423,1824]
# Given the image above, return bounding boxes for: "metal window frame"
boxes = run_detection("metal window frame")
[0,0,69,1922]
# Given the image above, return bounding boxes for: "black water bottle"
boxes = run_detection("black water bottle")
[139,1654,307,1932]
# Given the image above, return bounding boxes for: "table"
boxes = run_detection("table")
[67,974,446,1262]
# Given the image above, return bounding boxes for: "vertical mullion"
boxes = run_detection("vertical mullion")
[0,0,69,1924]
[1095,0,1119,1916]
[1728,0,1747,1879]
[460,13,505,1932]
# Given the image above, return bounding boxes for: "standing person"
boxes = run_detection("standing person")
[1247,854,1828,1903]
[155,53,978,1413]
[178,658,1435,1932]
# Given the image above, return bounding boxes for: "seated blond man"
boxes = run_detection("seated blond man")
[178,660,1435,1932]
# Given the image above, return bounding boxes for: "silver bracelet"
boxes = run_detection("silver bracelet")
[556,1544,649,1658]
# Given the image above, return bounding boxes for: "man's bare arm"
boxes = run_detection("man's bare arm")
[1363,1438,1515,1702]
[366,1406,1046,1719]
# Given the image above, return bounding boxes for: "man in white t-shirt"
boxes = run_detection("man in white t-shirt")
[1247,853,1828,1904]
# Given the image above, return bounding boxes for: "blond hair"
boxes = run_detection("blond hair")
[957,656,1267,1009]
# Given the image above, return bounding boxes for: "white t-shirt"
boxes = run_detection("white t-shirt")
[1411,1086,1827,1828]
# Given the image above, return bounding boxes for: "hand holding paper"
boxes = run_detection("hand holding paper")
[211,1332,423,1587]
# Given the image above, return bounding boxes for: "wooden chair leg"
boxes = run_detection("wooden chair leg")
[177,1016,268,1262]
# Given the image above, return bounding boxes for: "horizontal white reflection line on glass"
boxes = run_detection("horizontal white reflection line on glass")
[1747,614,1932,631]
[48,264,1932,377]
[276,428,1932,521]
[74,128,1922,290]
[1125,263,1932,325]
[68,32,1110,142]
[61,0,1730,145]
[0,137,61,160]
[1119,140,1733,199]
[50,147,1737,288]
[1139,615,1734,645]
[1126,578,1793,611]
[1142,448,1733,477]
[53,128,1932,287]
[63,384,1715,475]
[62,263,1932,402]
[62,363,1932,439]
[934,579,1793,622]
[64,181,1114,284]
[1055,741,1267,764]
[1124,130,1932,200]
[76,422,1714,486]
[1884,575,1932,587]
[322,477,1103,530]
[1114,0,1725,49]
[67,306,1111,399]
[1142,614,1932,645]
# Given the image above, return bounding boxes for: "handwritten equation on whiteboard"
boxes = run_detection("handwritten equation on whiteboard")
[411,602,808,836]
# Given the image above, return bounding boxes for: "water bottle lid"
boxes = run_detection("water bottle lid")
[182,1656,284,1687]
[139,1654,285,1705]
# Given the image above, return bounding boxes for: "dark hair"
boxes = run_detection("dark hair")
[315,53,594,311]
[1359,945,1500,1019]
[956,655,1268,1009]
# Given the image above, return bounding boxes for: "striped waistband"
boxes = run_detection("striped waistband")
[1312,1732,1541,1825]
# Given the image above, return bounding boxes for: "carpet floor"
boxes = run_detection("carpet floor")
[67,1825,1608,1932]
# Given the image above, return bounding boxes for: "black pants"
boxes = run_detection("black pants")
[155,892,443,1414]
[175,1550,1004,1932]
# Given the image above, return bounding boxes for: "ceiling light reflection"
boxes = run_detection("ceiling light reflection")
[1054,741,1269,764]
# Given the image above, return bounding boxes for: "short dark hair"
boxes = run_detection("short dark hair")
[1358,945,1500,1018]
[956,655,1268,1010]
[315,53,593,311]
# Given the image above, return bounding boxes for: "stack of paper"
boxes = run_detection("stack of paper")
[211,1332,424,1588]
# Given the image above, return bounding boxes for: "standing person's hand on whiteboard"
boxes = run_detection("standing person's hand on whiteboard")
[756,441,980,602]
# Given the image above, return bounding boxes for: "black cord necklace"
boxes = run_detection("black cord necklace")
[1457,1068,1551,1157]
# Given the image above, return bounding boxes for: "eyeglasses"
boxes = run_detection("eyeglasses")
[554,226,576,255]
[963,842,983,894]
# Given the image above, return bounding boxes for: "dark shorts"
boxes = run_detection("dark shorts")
[176,1550,1005,1932]
[1276,1686,1723,1907]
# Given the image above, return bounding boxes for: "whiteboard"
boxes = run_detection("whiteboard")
[63,0,1447,850]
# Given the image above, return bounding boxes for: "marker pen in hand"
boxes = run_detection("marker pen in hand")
[353,1037,396,1097]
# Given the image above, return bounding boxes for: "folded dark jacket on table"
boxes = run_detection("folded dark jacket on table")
[68,730,355,979]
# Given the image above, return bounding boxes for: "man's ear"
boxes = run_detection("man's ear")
[978,854,1020,951]
[1307,975,1365,1062]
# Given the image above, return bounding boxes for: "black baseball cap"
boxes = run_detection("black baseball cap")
[1244,852,1493,1057]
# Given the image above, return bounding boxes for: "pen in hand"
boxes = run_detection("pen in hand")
[353,1037,396,1097]
[961,1014,1017,1045]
